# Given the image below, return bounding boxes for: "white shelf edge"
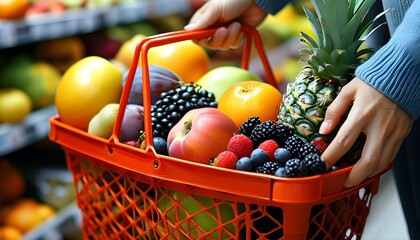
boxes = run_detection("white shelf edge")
[0,105,57,157]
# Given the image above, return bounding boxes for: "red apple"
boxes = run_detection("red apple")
[167,108,239,164]
[25,0,66,16]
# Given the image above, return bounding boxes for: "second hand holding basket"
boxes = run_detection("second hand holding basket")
[50,25,389,239]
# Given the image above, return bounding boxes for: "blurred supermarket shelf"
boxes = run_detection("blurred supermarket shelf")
[0,0,192,49]
[0,105,56,157]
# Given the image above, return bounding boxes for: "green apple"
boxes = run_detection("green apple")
[88,103,119,139]
[157,189,244,239]
[88,103,145,142]
[195,66,262,101]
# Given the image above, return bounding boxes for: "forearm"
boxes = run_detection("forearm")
[356,0,420,119]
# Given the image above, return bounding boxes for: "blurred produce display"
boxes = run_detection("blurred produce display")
[0,158,56,238]
[0,0,191,49]
[0,0,184,19]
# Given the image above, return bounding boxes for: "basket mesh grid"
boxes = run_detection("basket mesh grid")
[66,152,375,240]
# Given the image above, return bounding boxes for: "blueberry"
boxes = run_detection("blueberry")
[236,157,254,171]
[250,148,269,167]
[153,137,168,156]
[274,167,287,177]
[274,148,292,165]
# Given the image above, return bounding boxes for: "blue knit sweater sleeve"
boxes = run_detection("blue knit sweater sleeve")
[254,0,291,15]
[355,0,420,119]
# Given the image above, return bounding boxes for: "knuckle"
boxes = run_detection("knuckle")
[334,134,353,148]
[360,154,378,170]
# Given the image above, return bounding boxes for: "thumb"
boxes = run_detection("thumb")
[184,2,222,30]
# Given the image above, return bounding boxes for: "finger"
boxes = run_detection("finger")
[194,27,227,49]
[232,31,245,49]
[220,22,242,50]
[206,27,228,49]
[344,132,384,187]
[319,83,355,135]
[369,131,403,177]
[196,38,211,49]
[321,107,364,168]
[369,142,399,177]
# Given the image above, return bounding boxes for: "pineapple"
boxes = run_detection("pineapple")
[278,0,388,140]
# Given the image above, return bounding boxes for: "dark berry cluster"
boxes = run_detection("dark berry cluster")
[240,117,294,147]
[234,117,328,177]
[151,83,217,139]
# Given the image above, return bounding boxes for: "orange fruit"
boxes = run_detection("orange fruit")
[3,199,55,233]
[217,81,282,128]
[0,0,30,20]
[0,226,22,240]
[140,40,210,83]
[0,159,26,203]
[114,34,147,68]
[34,36,86,73]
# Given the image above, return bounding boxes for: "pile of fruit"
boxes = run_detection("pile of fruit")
[213,117,329,177]
[56,0,384,178]
[54,43,350,179]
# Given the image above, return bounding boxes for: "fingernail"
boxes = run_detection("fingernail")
[184,23,196,30]
[319,121,329,134]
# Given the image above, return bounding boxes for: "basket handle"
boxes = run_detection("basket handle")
[112,24,276,153]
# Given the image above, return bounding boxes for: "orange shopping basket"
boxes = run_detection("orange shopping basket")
[49,25,389,240]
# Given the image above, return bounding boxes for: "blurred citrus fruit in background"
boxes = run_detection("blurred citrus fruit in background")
[26,62,62,108]
[0,0,30,19]
[217,81,282,127]
[0,89,32,123]
[0,226,22,240]
[34,36,86,73]
[55,56,123,131]
[0,56,61,109]
[140,40,210,83]
[114,34,147,68]
[2,198,55,233]
[0,159,26,203]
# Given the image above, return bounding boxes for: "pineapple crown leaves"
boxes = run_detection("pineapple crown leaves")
[299,0,389,85]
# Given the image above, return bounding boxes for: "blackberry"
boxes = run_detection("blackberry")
[276,124,294,144]
[304,153,327,175]
[250,120,285,147]
[255,162,281,175]
[297,143,320,159]
[285,135,306,158]
[239,116,261,137]
[284,158,309,177]
[151,83,217,139]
